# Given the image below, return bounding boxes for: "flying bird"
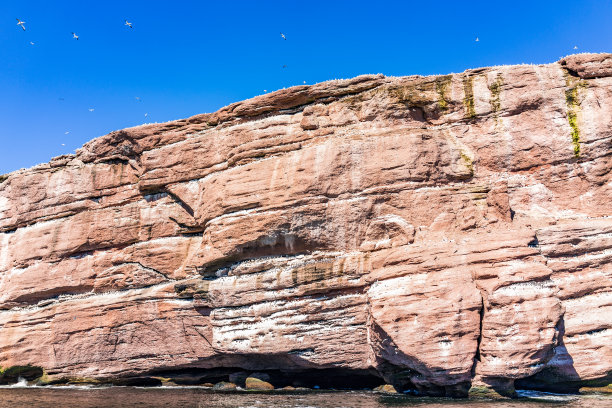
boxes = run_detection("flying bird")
[475,37,479,42]
[574,45,578,50]
[282,65,287,68]
[16,19,26,31]
[30,41,35,45]
[72,32,79,40]
[135,96,141,102]
[125,20,133,28]
[144,113,148,117]
[64,131,69,135]
[280,32,286,40]
[61,143,66,146]
[88,108,95,112]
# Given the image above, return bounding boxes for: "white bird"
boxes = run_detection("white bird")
[574,45,578,50]
[125,20,133,28]
[72,32,79,40]
[88,108,94,112]
[61,143,66,146]
[303,81,306,84]
[30,41,35,45]
[16,19,26,31]
[475,37,479,42]
[280,32,286,40]
[144,113,148,117]
[64,131,69,135]
[263,89,267,93]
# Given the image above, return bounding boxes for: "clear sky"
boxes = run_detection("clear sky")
[1,0,611,174]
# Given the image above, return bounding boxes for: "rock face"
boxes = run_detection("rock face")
[1,53,611,396]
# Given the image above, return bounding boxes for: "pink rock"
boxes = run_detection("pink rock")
[0,54,611,396]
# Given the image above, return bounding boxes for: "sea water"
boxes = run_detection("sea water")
[0,387,610,408]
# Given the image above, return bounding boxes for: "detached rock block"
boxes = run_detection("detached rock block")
[374,384,398,393]
[213,381,237,391]
[245,376,275,390]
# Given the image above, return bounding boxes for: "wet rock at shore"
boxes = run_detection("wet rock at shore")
[212,381,237,391]
[374,384,398,393]
[245,376,275,390]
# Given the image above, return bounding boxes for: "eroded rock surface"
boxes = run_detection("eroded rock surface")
[1,53,611,396]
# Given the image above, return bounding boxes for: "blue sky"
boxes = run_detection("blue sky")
[1,0,611,174]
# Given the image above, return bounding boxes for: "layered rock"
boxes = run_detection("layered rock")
[1,53,611,396]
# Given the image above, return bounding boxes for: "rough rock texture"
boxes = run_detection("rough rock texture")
[1,53,611,396]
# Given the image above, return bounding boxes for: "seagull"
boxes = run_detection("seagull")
[475,37,479,42]
[88,108,94,112]
[144,113,148,117]
[573,45,578,50]
[64,131,69,135]
[61,143,66,146]
[72,32,79,40]
[30,41,35,45]
[263,89,267,93]
[303,81,306,84]
[16,19,26,31]
[280,32,286,40]
[124,20,133,28]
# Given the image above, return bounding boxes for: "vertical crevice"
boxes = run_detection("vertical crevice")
[471,291,485,377]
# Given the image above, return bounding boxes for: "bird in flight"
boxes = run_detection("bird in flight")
[89,108,95,112]
[61,143,66,146]
[282,65,287,68]
[72,32,79,40]
[574,45,578,50]
[16,19,26,31]
[125,20,133,28]
[64,131,69,135]
[475,37,479,42]
[135,96,141,102]
[144,113,148,117]
[30,41,35,45]
[280,32,287,40]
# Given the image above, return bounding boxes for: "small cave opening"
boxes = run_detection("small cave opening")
[527,236,539,248]
[148,367,386,390]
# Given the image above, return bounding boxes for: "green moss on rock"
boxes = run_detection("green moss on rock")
[463,76,476,119]
[435,75,452,112]
[568,110,581,157]
[468,385,514,399]
[488,73,503,114]
[564,74,588,158]
[460,151,474,177]
[0,365,44,384]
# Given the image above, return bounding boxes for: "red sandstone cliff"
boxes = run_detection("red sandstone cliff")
[0,53,611,396]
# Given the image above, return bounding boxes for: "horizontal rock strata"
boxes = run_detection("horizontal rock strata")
[1,53,611,395]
